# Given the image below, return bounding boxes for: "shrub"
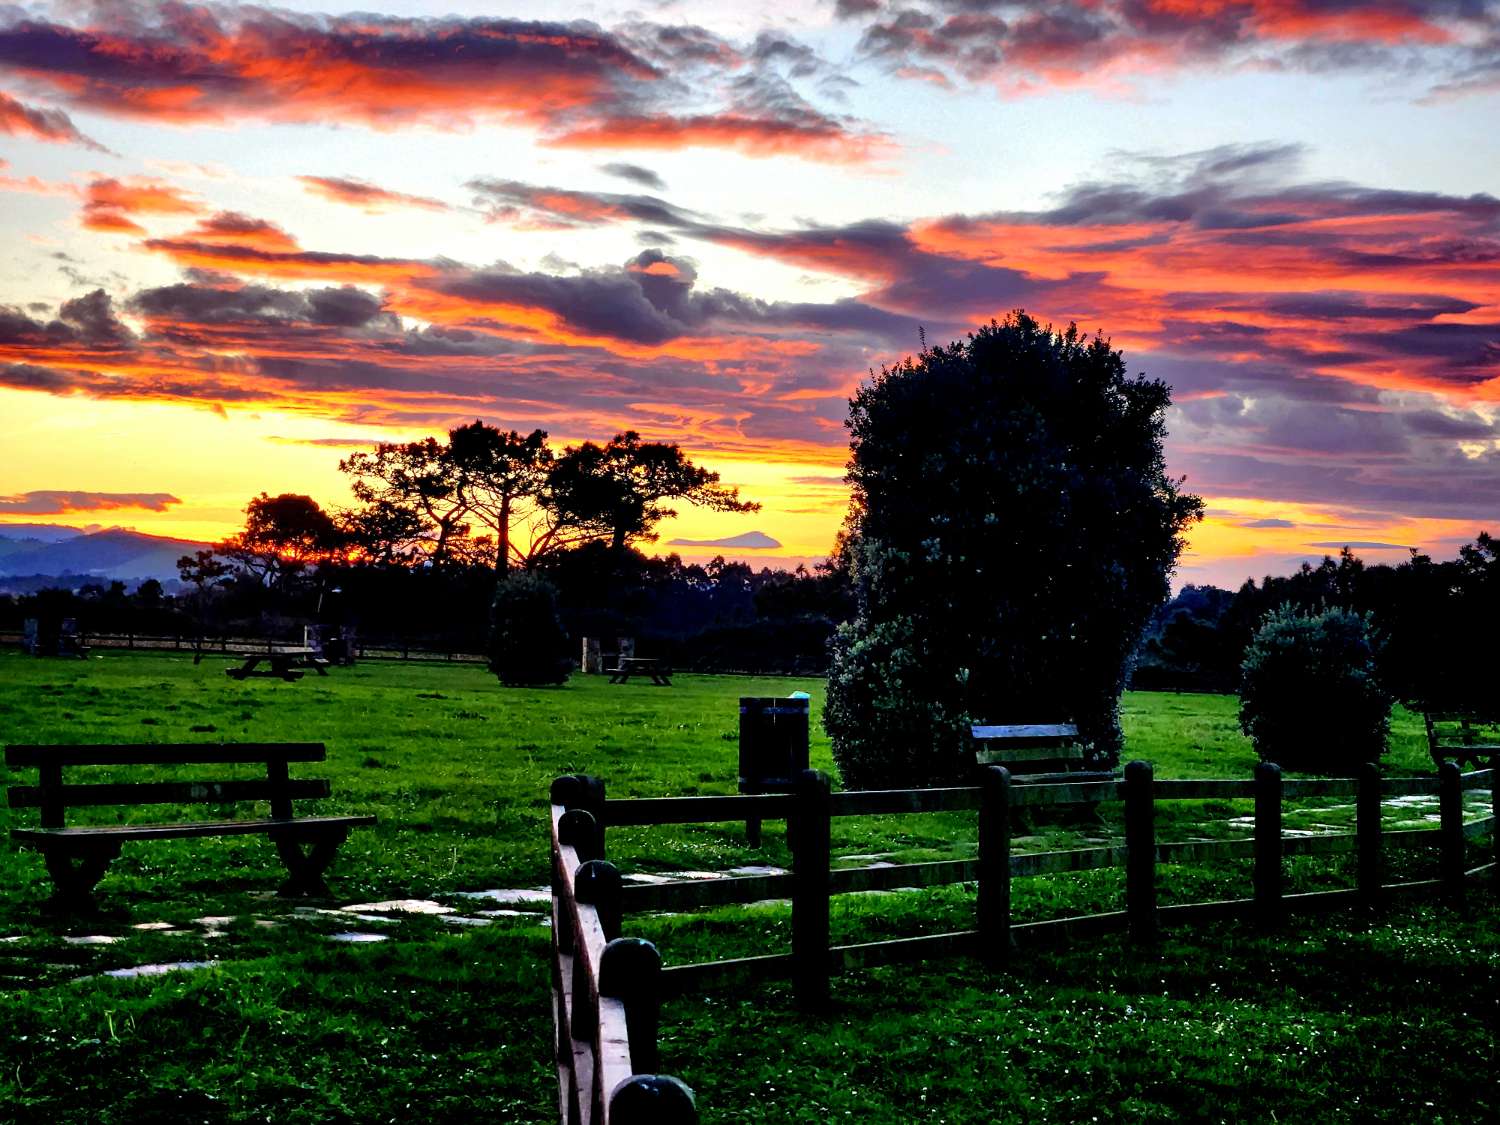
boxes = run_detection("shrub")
[1238,605,1390,772]
[489,573,571,686]
[825,313,1202,787]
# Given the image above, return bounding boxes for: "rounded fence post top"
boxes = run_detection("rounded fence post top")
[599,936,661,997]
[608,1074,697,1123]
[1438,758,1462,778]
[558,807,602,859]
[574,859,621,904]
[795,768,830,793]
[1124,759,1153,780]
[1255,760,1283,779]
[981,763,1011,786]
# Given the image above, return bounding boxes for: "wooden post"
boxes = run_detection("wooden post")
[1124,760,1157,944]
[599,937,663,1074]
[559,809,604,864]
[608,1075,697,1124]
[1492,759,1500,884]
[1254,761,1283,928]
[791,768,831,1012]
[575,859,622,941]
[1438,760,1464,906]
[978,764,1013,967]
[1356,762,1382,908]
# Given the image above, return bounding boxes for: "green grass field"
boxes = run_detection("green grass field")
[0,649,1494,1123]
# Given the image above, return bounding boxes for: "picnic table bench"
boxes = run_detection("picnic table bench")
[1424,712,1500,770]
[226,646,330,681]
[5,742,373,910]
[971,722,1113,784]
[608,656,672,686]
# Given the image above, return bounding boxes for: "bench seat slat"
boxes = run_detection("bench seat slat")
[5,743,326,767]
[971,724,1078,739]
[8,778,330,809]
[12,814,375,843]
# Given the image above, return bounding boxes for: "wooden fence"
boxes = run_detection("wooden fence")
[0,630,486,664]
[553,760,1498,1013]
[549,775,698,1125]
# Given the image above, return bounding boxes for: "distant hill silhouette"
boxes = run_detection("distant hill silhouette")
[0,528,211,587]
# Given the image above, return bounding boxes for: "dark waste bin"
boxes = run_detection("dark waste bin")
[739,695,810,846]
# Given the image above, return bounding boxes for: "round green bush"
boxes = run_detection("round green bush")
[1237,605,1390,773]
[489,573,571,686]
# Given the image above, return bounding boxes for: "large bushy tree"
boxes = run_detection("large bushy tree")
[825,313,1202,788]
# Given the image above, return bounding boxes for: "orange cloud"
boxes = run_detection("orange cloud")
[298,176,452,213]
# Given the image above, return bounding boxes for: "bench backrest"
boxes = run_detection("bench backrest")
[971,723,1084,770]
[5,743,329,827]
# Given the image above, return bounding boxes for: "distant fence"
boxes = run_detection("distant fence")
[0,630,487,664]
[554,761,1497,1015]
[549,777,698,1124]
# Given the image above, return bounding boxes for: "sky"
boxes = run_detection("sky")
[0,0,1498,588]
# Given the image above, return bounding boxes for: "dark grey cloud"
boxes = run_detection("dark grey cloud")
[598,162,667,190]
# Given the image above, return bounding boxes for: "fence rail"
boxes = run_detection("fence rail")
[0,630,487,664]
[548,776,697,1125]
[559,761,1499,1008]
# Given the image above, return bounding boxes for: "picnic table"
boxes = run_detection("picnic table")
[608,657,671,686]
[226,646,329,682]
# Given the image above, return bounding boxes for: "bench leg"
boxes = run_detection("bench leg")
[42,842,122,912]
[274,831,349,897]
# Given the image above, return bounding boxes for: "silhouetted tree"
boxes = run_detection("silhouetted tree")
[340,437,471,566]
[448,421,551,573]
[826,313,1202,788]
[218,493,344,589]
[177,549,231,663]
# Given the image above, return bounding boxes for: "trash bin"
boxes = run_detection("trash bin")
[739,695,810,847]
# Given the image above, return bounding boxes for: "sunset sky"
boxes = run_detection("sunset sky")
[1,0,1498,587]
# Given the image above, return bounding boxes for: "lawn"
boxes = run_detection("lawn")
[0,649,1493,1123]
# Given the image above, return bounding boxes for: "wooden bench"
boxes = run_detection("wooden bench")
[1423,713,1500,771]
[226,646,330,681]
[608,657,672,686]
[971,723,1111,783]
[5,742,374,910]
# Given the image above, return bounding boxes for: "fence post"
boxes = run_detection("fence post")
[1356,762,1382,908]
[1254,761,1283,928]
[978,765,1012,968]
[559,809,604,864]
[1124,760,1157,944]
[576,860,622,941]
[791,768,831,1012]
[1438,760,1464,906]
[1492,757,1500,884]
[600,937,663,1074]
[608,1075,698,1124]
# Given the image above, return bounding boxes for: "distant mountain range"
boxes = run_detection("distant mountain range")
[0,527,211,590]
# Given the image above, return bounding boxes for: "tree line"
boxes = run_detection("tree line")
[1136,536,1500,717]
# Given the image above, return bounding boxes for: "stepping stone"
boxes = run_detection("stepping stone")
[477,909,530,918]
[839,853,893,863]
[621,874,673,885]
[132,922,177,931]
[451,888,550,904]
[193,916,236,927]
[63,935,120,946]
[342,899,454,916]
[328,932,389,943]
[440,916,494,927]
[727,865,787,877]
[294,907,397,925]
[103,961,215,980]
